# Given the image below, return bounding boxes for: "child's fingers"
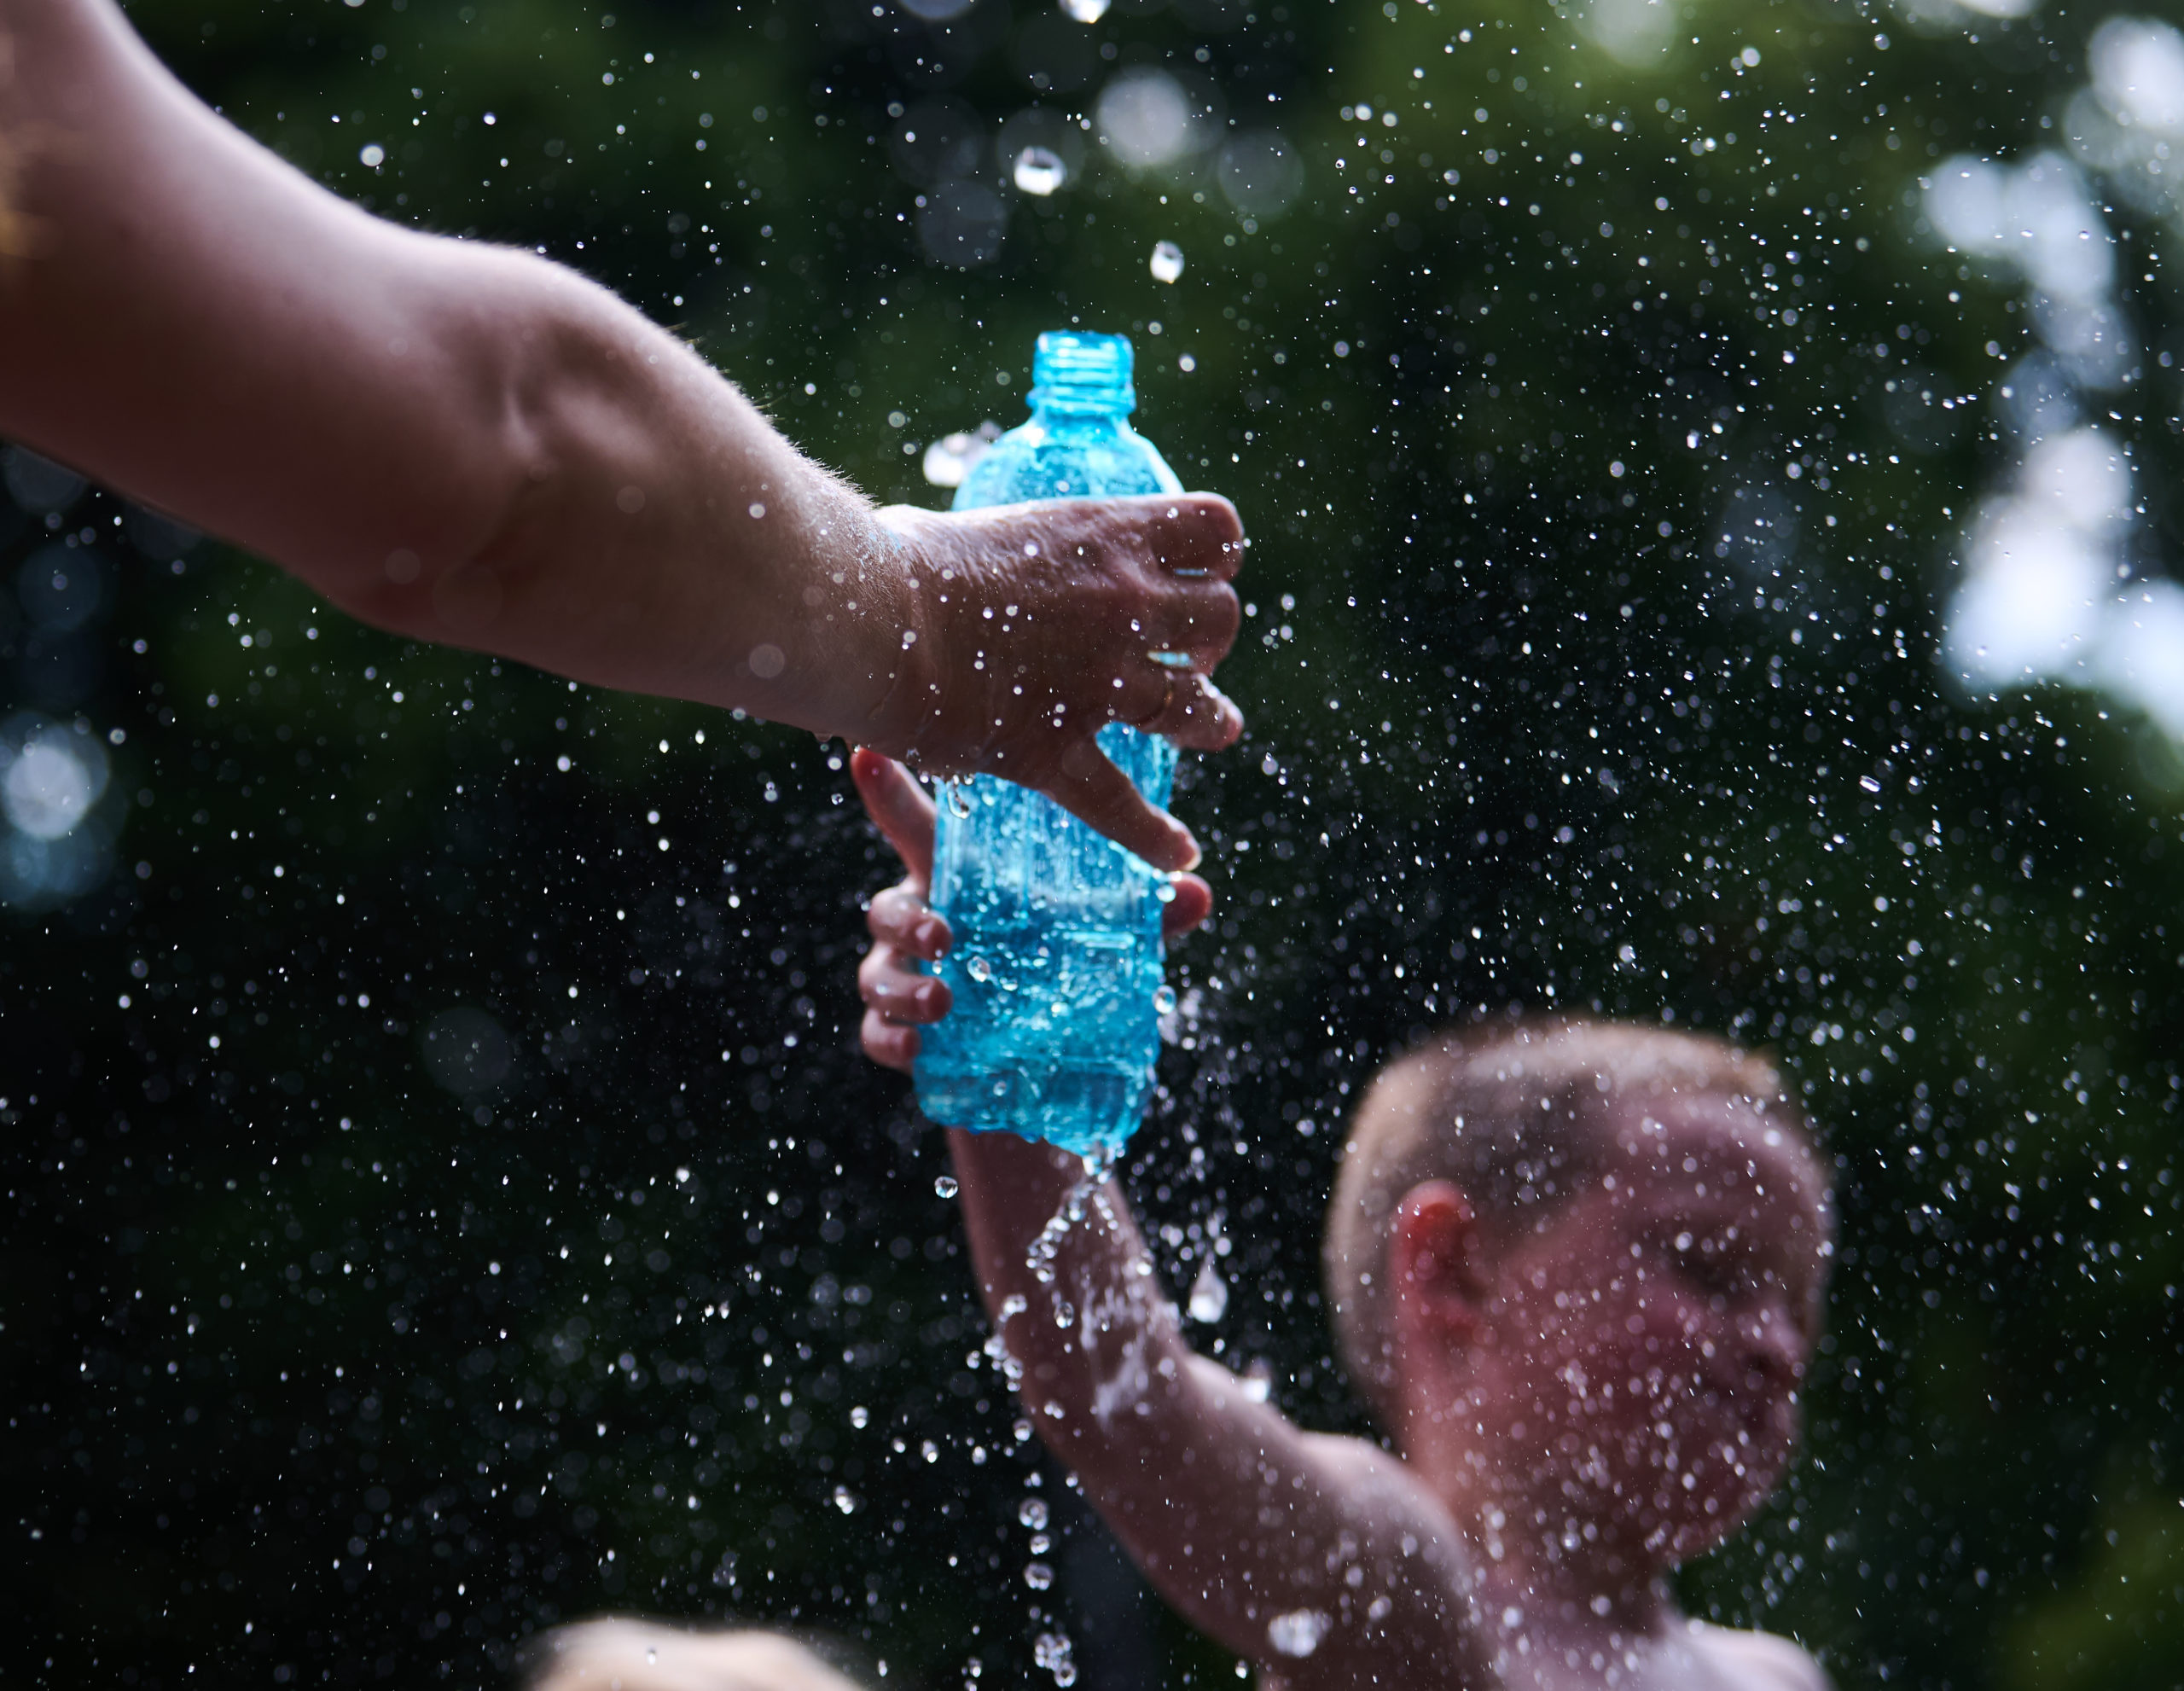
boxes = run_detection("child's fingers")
[861,1008,921,1073]
[868,883,950,960]
[1160,872,1213,943]
[858,945,950,1023]
[850,747,936,886]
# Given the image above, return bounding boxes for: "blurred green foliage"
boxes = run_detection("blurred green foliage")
[3,0,2182,1686]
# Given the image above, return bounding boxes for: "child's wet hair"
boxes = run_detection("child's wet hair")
[1322,1014,1819,1419]
[526,1618,870,1691]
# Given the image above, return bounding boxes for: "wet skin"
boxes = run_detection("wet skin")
[854,749,1835,1690]
[0,0,1245,869]
[1387,1101,1833,1654]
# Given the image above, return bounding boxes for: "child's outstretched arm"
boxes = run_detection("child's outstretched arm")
[851,752,1490,1689]
[0,0,1242,867]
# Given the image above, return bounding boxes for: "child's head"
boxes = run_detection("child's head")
[528,1619,869,1691]
[1324,1017,1832,1571]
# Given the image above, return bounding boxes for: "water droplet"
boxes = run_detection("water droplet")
[967,956,993,983]
[1153,983,1178,1015]
[1188,1257,1228,1323]
[1267,1611,1329,1658]
[1059,0,1109,19]
[1024,1560,1054,1589]
[1149,240,1185,283]
[944,776,976,818]
[1035,1631,1077,1687]
[923,432,991,488]
[935,1174,960,1199]
[1013,146,1068,196]
[834,1485,858,1514]
[1019,1497,1050,1530]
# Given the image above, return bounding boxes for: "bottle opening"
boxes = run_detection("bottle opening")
[1031,331,1135,415]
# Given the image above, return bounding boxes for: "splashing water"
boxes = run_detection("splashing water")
[1033,1631,1077,1687]
[1025,1147,1118,1288]
[1013,147,1068,196]
[1187,1257,1229,1324]
[1267,1611,1331,1659]
[1148,241,1185,283]
[1058,0,1109,20]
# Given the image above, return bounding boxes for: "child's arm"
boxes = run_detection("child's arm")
[952,1129,1486,1685]
[851,753,1490,1688]
[0,0,1240,867]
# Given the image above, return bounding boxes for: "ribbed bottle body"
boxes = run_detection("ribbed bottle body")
[912,333,1184,1157]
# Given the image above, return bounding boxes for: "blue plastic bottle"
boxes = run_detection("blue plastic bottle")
[913,331,1184,1159]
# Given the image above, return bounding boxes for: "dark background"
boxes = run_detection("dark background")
[3,0,2182,1685]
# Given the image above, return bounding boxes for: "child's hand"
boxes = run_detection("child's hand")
[849,747,1212,1072]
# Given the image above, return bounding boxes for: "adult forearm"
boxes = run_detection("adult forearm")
[0,0,915,741]
[320,249,915,739]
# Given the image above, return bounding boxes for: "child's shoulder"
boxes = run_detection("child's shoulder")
[1682,1620,1831,1691]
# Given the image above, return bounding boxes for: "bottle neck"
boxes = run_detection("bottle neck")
[1028,386,1133,422]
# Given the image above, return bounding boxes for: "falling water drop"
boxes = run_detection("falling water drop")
[935,1174,960,1199]
[1024,1560,1054,1589]
[1188,1257,1228,1323]
[1019,1496,1050,1530]
[967,956,993,983]
[1149,241,1186,283]
[1059,0,1110,20]
[1014,146,1068,196]
[1267,1611,1330,1658]
[1035,1631,1077,1687]
[1152,983,1178,1015]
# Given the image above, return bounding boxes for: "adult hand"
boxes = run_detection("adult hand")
[0,0,1244,880]
[849,747,1212,1073]
[864,494,1245,874]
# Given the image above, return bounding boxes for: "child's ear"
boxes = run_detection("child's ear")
[1389,1181,1489,1347]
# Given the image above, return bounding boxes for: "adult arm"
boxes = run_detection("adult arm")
[0,0,1241,866]
[850,752,1489,1689]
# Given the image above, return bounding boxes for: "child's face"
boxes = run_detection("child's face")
[1429,1099,1830,1567]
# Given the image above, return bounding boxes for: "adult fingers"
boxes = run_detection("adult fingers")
[851,747,936,886]
[859,944,950,1023]
[1038,737,1199,873]
[862,1007,921,1074]
[1160,872,1213,944]
[868,883,950,961]
[1128,492,1246,582]
[1130,578,1243,671]
[1112,662,1245,751]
